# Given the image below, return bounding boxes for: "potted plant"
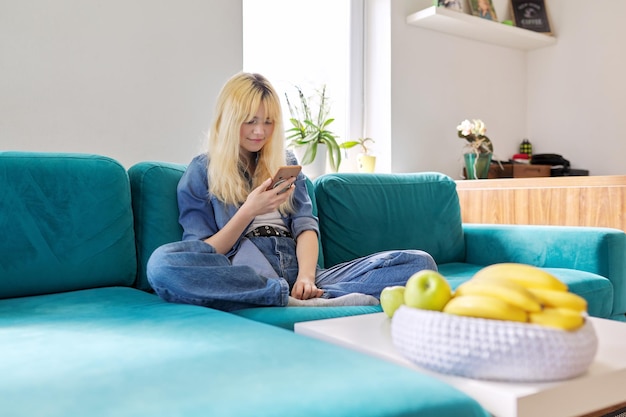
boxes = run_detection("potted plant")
[339,137,376,173]
[285,85,341,177]
[457,119,493,179]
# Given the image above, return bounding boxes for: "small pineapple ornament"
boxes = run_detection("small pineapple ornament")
[520,139,532,157]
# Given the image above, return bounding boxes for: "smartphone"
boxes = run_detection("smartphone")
[266,165,302,194]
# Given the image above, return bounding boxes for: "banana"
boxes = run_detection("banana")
[455,277,542,313]
[443,294,528,322]
[472,263,568,292]
[529,307,585,331]
[528,288,588,312]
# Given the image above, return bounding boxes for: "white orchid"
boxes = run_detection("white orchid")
[472,119,486,136]
[456,119,474,137]
[457,118,493,154]
[457,119,486,137]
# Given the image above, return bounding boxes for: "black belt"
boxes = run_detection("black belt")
[245,226,292,238]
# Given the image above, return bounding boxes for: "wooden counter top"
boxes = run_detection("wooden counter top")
[455,175,626,233]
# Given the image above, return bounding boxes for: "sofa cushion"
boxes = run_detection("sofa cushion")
[0,152,136,298]
[0,287,488,417]
[232,304,382,330]
[128,161,186,291]
[313,172,465,267]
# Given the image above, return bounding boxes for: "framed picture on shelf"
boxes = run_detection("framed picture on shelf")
[437,0,468,13]
[468,0,498,21]
[510,0,552,34]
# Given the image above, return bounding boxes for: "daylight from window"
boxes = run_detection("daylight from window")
[243,0,354,159]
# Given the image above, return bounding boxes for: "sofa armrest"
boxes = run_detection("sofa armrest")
[463,224,626,316]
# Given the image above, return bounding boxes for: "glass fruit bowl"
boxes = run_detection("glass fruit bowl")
[390,306,598,382]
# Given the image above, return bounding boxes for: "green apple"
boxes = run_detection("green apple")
[404,270,452,311]
[380,286,406,318]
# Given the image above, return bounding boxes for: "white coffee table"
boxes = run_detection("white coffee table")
[295,313,626,417]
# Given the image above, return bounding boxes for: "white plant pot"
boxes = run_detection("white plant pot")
[293,144,327,179]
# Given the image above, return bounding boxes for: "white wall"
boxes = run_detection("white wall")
[4,1,624,176]
[527,0,626,176]
[0,0,243,168]
[369,0,625,178]
[369,0,527,177]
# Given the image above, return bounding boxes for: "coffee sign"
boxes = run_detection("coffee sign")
[511,0,552,34]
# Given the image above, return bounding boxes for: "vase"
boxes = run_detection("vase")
[293,144,327,179]
[357,154,376,173]
[464,152,492,179]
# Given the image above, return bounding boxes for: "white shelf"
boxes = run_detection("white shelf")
[406,6,556,51]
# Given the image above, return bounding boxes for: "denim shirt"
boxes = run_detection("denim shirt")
[177,152,319,258]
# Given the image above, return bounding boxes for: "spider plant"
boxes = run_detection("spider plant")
[285,85,341,172]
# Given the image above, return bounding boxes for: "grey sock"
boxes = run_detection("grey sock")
[287,293,379,307]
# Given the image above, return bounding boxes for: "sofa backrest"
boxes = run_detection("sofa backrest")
[0,152,137,298]
[128,161,186,291]
[313,172,465,267]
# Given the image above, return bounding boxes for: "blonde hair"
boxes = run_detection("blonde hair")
[207,72,293,212]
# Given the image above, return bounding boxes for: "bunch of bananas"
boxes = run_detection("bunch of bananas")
[443,263,588,331]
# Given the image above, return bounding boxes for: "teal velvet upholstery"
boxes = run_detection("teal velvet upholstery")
[313,172,626,321]
[234,304,383,330]
[0,152,136,298]
[313,172,466,267]
[463,224,626,320]
[129,164,626,322]
[3,151,624,416]
[128,161,186,291]
[1,153,491,417]
[0,287,489,417]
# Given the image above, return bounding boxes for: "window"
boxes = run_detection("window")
[243,0,364,169]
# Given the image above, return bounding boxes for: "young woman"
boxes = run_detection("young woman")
[147,72,437,312]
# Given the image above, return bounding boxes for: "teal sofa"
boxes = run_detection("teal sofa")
[2,151,625,416]
[129,161,626,327]
[0,152,489,417]
[310,173,626,322]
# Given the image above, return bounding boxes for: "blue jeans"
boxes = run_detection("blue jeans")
[147,238,437,311]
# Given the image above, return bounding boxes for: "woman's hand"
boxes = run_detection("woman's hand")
[291,277,324,300]
[240,177,296,218]
[203,177,295,254]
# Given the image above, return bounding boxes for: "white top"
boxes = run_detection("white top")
[245,211,289,235]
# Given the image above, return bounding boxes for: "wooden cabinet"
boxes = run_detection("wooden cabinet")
[473,163,552,179]
[455,176,626,233]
